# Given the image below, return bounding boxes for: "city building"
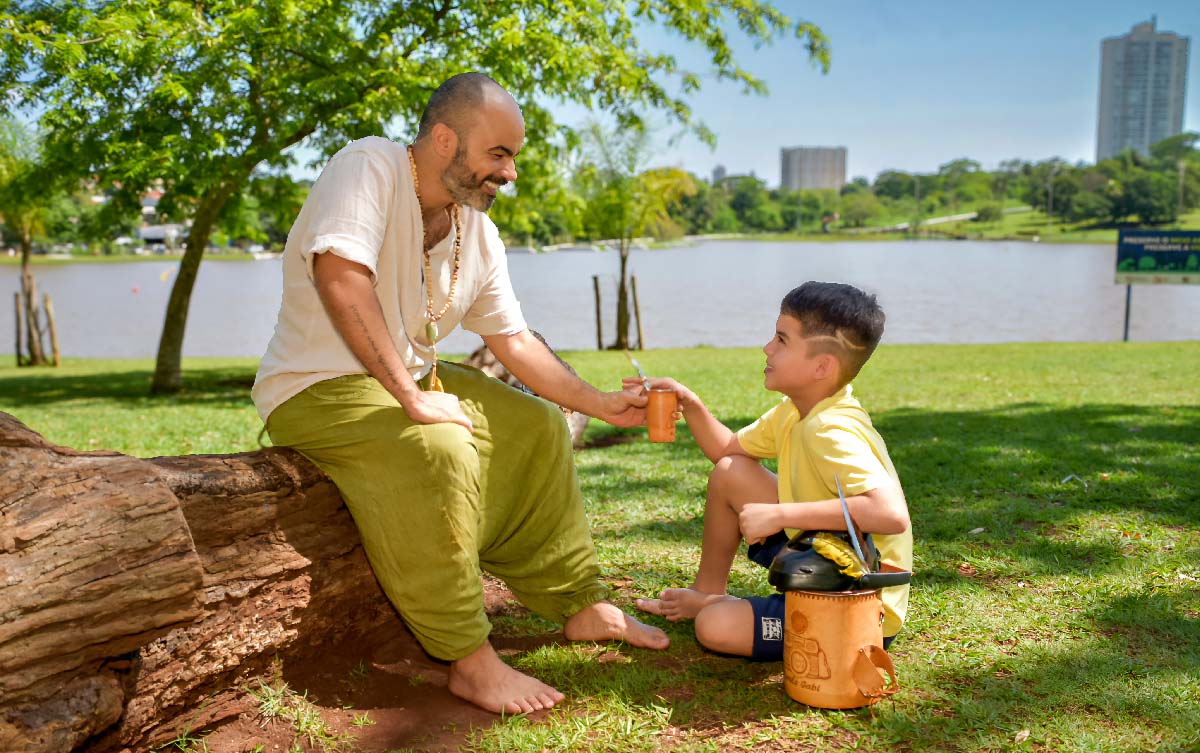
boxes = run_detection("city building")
[1096,17,1190,161]
[780,146,847,191]
[711,164,727,185]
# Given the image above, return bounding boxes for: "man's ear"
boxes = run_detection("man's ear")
[430,122,459,159]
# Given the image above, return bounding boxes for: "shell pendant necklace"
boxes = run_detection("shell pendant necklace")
[408,145,462,392]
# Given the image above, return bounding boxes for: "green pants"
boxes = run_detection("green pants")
[266,361,610,660]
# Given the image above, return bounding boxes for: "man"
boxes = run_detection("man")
[252,72,668,715]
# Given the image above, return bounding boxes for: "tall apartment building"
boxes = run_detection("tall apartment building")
[780,146,847,191]
[1096,17,1190,161]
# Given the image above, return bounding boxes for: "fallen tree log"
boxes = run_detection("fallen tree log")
[0,412,396,753]
[0,347,591,752]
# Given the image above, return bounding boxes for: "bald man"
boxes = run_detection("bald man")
[252,72,668,714]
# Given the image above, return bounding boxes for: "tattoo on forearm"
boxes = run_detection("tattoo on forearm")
[348,303,402,386]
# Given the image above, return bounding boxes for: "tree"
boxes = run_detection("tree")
[0,117,58,366]
[991,159,1024,202]
[2,1,829,392]
[838,191,882,227]
[937,158,984,212]
[577,122,696,350]
[872,170,914,202]
[727,175,775,230]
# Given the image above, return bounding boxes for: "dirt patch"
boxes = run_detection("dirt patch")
[184,578,547,753]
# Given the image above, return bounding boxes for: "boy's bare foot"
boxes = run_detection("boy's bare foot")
[448,641,564,714]
[636,588,732,622]
[563,600,670,650]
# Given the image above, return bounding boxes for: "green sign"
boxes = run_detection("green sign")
[1116,229,1200,285]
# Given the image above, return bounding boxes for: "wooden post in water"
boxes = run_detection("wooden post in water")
[44,292,61,366]
[13,292,23,367]
[1122,284,1132,343]
[631,275,645,350]
[591,275,603,350]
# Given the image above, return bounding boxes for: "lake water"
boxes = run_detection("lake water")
[2,240,1198,360]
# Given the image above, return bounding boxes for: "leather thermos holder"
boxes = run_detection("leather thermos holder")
[783,589,899,709]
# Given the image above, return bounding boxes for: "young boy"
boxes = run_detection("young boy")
[633,281,912,660]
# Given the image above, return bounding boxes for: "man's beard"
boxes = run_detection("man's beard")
[442,146,506,212]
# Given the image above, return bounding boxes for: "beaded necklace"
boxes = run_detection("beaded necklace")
[407,145,462,392]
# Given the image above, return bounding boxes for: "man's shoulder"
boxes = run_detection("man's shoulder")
[329,136,406,168]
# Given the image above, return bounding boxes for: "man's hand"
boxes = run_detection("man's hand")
[401,390,475,432]
[596,387,648,428]
[739,503,783,545]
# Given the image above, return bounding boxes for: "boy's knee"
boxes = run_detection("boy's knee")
[694,601,752,656]
[708,454,759,493]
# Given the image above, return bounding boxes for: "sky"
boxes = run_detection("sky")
[284,1,1200,187]
[615,0,1200,185]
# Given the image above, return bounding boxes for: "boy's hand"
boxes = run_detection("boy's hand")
[739,503,783,545]
[620,376,699,415]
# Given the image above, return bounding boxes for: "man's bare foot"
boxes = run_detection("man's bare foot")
[636,588,732,622]
[448,641,564,714]
[563,601,670,650]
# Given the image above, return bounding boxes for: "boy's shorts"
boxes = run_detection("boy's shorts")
[743,531,896,661]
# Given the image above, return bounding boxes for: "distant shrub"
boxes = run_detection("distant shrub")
[974,203,1004,223]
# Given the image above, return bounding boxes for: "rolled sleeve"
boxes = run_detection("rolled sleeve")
[299,148,394,283]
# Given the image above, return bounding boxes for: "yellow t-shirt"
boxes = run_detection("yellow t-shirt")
[736,384,913,636]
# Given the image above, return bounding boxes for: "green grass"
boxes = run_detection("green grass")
[3,342,1199,752]
[915,207,1200,243]
[0,251,260,266]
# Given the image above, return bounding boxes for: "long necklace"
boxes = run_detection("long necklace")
[407,145,462,392]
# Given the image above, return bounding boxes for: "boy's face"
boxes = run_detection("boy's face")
[762,314,837,394]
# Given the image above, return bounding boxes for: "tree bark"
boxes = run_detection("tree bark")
[150,178,245,394]
[0,412,397,753]
[614,242,631,350]
[18,232,48,366]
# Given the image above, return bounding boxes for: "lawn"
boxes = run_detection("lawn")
[913,207,1200,244]
[2,342,1198,753]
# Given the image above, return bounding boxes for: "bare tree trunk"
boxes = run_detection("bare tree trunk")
[150,180,242,394]
[42,293,60,366]
[613,241,631,350]
[18,233,47,367]
[13,293,24,367]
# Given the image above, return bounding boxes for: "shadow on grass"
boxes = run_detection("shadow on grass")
[889,589,1200,748]
[521,577,1199,749]
[588,402,1197,572]
[0,366,257,407]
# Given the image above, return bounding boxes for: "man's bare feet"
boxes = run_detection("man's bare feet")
[448,641,564,714]
[636,587,732,622]
[563,600,670,650]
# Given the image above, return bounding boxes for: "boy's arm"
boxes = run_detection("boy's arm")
[739,482,910,545]
[622,377,749,463]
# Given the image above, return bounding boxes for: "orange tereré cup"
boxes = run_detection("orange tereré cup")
[646,389,678,443]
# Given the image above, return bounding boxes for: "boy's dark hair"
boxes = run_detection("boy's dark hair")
[780,281,885,384]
